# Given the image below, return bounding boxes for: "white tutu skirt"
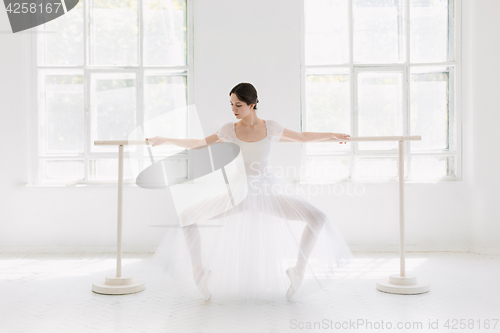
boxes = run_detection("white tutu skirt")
[149,169,354,304]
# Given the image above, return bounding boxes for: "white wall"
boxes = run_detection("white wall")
[0,0,497,254]
[464,0,500,254]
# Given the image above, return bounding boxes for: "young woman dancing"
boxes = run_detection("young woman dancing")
[146,82,354,304]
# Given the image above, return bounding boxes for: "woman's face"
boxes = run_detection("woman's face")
[230,93,255,119]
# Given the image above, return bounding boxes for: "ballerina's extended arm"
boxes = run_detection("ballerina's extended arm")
[280,128,350,144]
[145,132,222,150]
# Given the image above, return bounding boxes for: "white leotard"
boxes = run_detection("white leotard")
[216,119,284,176]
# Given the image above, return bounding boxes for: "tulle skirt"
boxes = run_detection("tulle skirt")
[149,169,354,304]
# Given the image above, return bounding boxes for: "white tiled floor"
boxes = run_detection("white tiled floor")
[0,252,499,333]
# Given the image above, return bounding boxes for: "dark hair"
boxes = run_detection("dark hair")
[229,82,259,111]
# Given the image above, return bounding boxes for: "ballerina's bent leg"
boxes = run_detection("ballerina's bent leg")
[181,224,212,299]
[260,193,327,297]
[178,198,244,300]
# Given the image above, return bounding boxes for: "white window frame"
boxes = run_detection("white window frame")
[28,0,194,186]
[299,0,462,184]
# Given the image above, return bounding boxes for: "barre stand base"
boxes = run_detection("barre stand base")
[92,275,146,295]
[376,273,430,295]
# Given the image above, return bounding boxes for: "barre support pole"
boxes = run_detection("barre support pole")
[91,143,147,295]
[375,139,430,294]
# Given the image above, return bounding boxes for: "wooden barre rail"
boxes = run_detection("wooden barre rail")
[93,135,422,146]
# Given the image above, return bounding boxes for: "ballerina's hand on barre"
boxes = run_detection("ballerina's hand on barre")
[145,136,168,147]
[331,133,350,144]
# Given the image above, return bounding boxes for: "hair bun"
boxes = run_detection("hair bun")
[229,82,260,110]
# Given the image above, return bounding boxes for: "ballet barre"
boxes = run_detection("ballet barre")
[92,134,429,296]
[320,135,429,294]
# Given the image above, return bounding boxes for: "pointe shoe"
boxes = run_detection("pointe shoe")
[194,268,212,300]
[285,266,304,299]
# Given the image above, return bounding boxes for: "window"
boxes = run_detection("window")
[32,0,191,185]
[300,0,460,183]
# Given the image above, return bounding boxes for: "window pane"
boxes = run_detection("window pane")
[90,73,137,153]
[37,1,83,66]
[410,68,449,151]
[304,157,350,182]
[41,160,84,180]
[144,73,188,154]
[410,0,450,63]
[357,71,403,150]
[144,73,187,121]
[305,72,350,153]
[88,159,141,181]
[305,0,349,65]
[353,157,401,180]
[410,155,454,179]
[144,0,187,66]
[41,73,84,153]
[90,0,138,66]
[353,0,404,64]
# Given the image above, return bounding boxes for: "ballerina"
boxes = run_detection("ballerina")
[146,82,353,303]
